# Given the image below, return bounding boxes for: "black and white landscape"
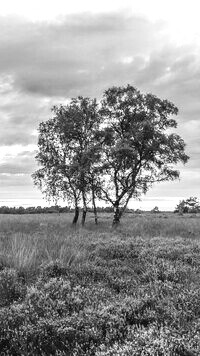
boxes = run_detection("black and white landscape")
[0,1,200,355]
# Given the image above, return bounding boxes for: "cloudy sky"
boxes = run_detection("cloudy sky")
[0,0,199,210]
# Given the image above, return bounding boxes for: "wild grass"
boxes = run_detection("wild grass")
[0,212,200,355]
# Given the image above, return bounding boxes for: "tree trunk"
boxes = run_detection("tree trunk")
[112,203,122,226]
[81,207,87,226]
[112,190,134,226]
[72,206,79,224]
[93,206,98,225]
[92,187,98,224]
[81,192,87,226]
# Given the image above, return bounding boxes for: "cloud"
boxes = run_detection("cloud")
[0,13,166,97]
[0,13,168,148]
[0,150,37,174]
[0,76,56,145]
[0,150,38,194]
[0,11,199,205]
[0,14,199,120]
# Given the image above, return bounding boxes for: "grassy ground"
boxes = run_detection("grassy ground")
[0,212,200,355]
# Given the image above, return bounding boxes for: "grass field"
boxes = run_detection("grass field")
[0,212,200,355]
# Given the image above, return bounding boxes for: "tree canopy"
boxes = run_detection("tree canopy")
[33,84,189,225]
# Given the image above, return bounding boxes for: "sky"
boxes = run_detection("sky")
[0,0,199,211]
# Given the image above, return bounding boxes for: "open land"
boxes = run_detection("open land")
[0,212,200,355]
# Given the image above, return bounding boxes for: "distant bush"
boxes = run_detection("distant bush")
[174,197,200,214]
[0,205,71,214]
[0,205,116,214]
[151,206,160,213]
[135,209,143,214]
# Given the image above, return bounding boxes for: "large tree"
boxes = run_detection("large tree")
[32,96,101,225]
[98,85,189,225]
[33,85,189,226]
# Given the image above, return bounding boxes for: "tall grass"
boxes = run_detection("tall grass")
[0,212,200,354]
[0,212,199,277]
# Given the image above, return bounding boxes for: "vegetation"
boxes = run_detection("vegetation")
[151,206,160,214]
[0,205,69,214]
[174,197,200,214]
[33,84,189,226]
[0,205,115,215]
[0,212,200,355]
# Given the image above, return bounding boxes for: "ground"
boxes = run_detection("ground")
[0,212,200,355]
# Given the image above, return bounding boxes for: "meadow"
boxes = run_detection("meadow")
[0,212,200,355]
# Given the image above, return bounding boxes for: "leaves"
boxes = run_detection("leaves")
[32,84,189,224]
[99,85,189,220]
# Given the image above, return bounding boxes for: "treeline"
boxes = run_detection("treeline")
[0,206,68,214]
[0,205,120,215]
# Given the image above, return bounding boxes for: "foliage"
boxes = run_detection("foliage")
[32,96,101,225]
[98,85,189,224]
[0,205,70,214]
[174,197,200,214]
[151,206,160,213]
[0,205,115,214]
[33,85,189,225]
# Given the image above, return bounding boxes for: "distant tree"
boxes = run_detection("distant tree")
[174,197,200,214]
[98,85,189,225]
[135,209,143,214]
[32,97,101,225]
[151,206,160,213]
[0,206,11,214]
[18,206,25,214]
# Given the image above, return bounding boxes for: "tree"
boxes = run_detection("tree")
[98,85,189,225]
[174,197,200,214]
[151,206,160,213]
[32,97,101,225]
[33,85,189,227]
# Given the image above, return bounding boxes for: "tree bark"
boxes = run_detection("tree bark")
[81,192,87,226]
[112,189,135,226]
[112,203,122,226]
[72,206,79,224]
[81,207,87,226]
[93,206,98,225]
[92,186,98,224]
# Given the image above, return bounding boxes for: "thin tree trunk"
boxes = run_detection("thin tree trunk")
[112,189,135,226]
[72,206,79,224]
[92,186,98,224]
[81,207,87,226]
[93,205,98,225]
[81,192,87,226]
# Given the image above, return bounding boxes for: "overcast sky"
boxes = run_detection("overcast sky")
[0,0,199,210]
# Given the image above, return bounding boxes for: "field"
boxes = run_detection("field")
[0,212,200,355]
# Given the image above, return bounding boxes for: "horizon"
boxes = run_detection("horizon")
[0,196,189,212]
